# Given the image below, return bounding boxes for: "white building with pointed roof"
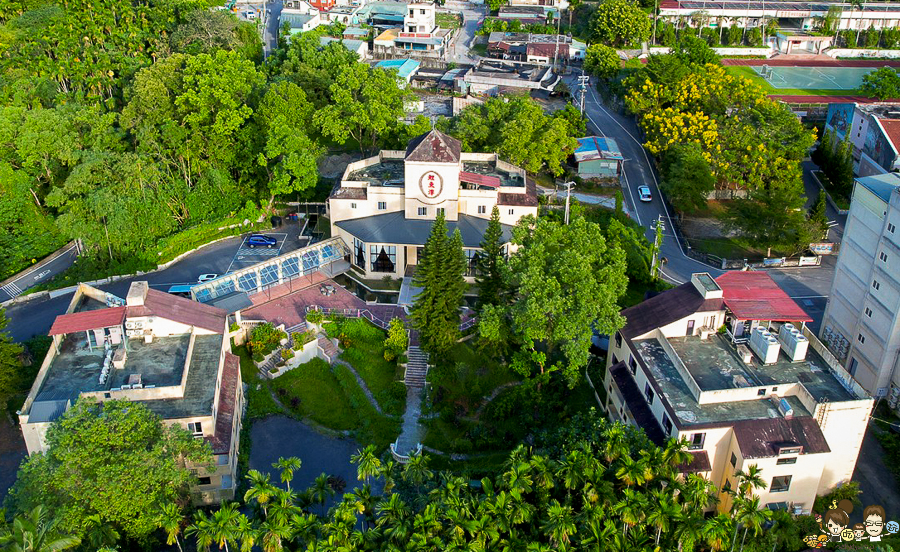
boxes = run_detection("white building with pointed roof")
[328,129,538,280]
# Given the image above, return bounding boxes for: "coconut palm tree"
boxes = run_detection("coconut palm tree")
[701,513,733,552]
[402,452,434,493]
[647,491,681,547]
[245,469,277,518]
[542,500,577,549]
[351,444,382,485]
[157,503,186,552]
[736,496,771,552]
[0,506,80,552]
[210,503,241,552]
[273,457,302,492]
[186,510,216,552]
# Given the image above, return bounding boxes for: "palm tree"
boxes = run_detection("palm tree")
[235,515,259,552]
[245,469,277,518]
[542,500,577,549]
[351,444,382,485]
[402,452,434,493]
[268,488,299,526]
[376,493,412,545]
[613,488,647,536]
[211,503,242,552]
[615,455,652,488]
[157,503,186,552]
[347,484,378,530]
[186,511,216,552]
[83,514,119,550]
[733,465,766,499]
[736,496,771,552]
[0,506,80,552]
[273,457,302,492]
[601,424,628,463]
[259,519,293,552]
[312,473,336,513]
[701,513,733,552]
[674,510,705,552]
[647,491,680,547]
[766,509,798,552]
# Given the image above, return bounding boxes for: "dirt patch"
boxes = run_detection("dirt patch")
[679,215,738,240]
[0,419,27,501]
[318,153,364,180]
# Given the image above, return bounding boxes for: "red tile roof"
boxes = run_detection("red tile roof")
[49,307,127,335]
[716,271,812,322]
[497,178,538,207]
[406,129,461,163]
[879,119,900,152]
[206,352,240,455]
[126,289,227,333]
[733,416,830,459]
[459,171,500,188]
[526,42,566,58]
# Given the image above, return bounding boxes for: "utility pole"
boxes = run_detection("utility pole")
[563,181,576,225]
[577,72,589,115]
[650,214,665,280]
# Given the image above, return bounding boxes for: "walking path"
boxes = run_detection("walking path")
[393,332,429,459]
[473,381,523,419]
[333,357,385,416]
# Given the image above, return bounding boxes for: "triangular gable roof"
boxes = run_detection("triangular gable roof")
[405,129,462,163]
[49,307,127,335]
[126,289,227,333]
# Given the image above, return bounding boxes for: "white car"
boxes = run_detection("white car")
[198,274,219,283]
[638,186,652,202]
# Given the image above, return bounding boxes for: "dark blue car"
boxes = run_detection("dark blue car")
[247,235,277,248]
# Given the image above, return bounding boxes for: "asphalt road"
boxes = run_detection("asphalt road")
[442,1,484,64]
[263,0,283,58]
[0,243,79,303]
[4,223,307,343]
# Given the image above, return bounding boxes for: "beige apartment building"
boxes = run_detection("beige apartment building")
[605,272,872,515]
[18,281,243,504]
[329,129,538,281]
[821,174,900,400]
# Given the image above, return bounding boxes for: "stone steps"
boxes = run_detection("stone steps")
[405,346,429,389]
[317,337,339,362]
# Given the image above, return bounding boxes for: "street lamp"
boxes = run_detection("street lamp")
[562,181,576,225]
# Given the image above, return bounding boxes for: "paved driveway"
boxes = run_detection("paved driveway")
[852,425,900,524]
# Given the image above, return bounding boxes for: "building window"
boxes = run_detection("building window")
[690,433,705,450]
[730,452,737,467]
[187,422,202,436]
[858,333,866,344]
[437,207,445,216]
[478,205,486,214]
[464,249,481,277]
[629,356,637,375]
[421,8,426,13]
[369,245,396,273]
[198,476,212,486]
[508,209,514,215]
[770,475,792,493]
[873,280,881,290]
[849,357,859,376]
[723,479,732,493]
[778,446,802,455]
[776,457,797,465]
[615,332,622,348]
[880,251,888,262]
[889,223,896,233]
[644,382,655,405]
[378,201,387,210]
[353,238,365,269]
[757,388,767,396]
[351,202,357,209]
[865,307,873,317]
[772,386,778,392]
[662,414,672,435]
[418,207,427,216]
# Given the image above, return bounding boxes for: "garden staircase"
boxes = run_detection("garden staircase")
[257,323,308,377]
[405,347,429,389]
[317,337,339,363]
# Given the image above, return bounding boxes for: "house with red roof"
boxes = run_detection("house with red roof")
[19,281,242,505]
[604,271,872,516]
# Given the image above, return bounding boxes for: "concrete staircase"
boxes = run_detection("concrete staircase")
[257,323,308,377]
[317,337,339,362]
[405,346,429,389]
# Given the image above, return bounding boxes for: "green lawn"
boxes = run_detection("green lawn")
[326,318,407,417]
[436,12,461,29]
[233,344,281,421]
[270,358,358,430]
[333,364,402,450]
[725,65,856,97]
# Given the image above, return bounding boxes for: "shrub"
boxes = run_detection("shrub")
[290,397,301,409]
[390,381,408,404]
[249,323,284,354]
[338,332,352,349]
[306,310,325,325]
[252,351,264,362]
[269,367,279,374]
[281,349,295,361]
[383,318,408,362]
[229,322,240,333]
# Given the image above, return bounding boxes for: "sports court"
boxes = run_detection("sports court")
[751,65,877,90]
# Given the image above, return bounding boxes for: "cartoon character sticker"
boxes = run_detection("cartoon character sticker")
[823,499,853,542]
[865,504,886,542]
[853,522,866,541]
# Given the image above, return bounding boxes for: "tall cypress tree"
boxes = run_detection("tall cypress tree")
[476,206,505,311]
[412,211,465,356]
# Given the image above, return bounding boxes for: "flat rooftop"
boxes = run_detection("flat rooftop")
[346,159,524,188]
[632,335,855,426]
[35,333,190,403]
[462,161,523,187]
[143,334,224,419]
[471,61,549,82]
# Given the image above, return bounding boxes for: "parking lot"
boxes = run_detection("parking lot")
[226,226,309,274]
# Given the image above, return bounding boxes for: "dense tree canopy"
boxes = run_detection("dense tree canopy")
[6,399,212,544]
[584,43,622,80]
[859,66,900,100]
[590,0,651,46]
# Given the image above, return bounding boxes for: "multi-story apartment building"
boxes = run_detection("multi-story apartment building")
[825,103,900,178]
[605,272,872,514]
[328,129,538,281]
[18,281,242,504]
[821,174,900,398]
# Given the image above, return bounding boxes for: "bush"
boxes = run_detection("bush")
[229,322,240,333]
[154,202,265,264]
[281,349,295,361]
[390,381,408,404]
[249,323,284,355]
[269,367,279,374]
[306,310,325,325]
[252,351,264,362]
[383,318,408,362]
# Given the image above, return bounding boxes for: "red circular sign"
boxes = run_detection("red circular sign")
[419,171,443,199]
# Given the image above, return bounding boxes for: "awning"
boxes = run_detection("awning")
[48,307,126,335]
[459,171,501,188]
[716,271,813,322]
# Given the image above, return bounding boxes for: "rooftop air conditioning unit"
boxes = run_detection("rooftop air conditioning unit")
[699,327,713,340]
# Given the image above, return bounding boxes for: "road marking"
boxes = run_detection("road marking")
[2,282,23,298]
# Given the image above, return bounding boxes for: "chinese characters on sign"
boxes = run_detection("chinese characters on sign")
[419,171,444,199]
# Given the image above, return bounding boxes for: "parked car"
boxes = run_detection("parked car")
[247,235,277,248]
[197,274,218,283]
[638,185,652,202]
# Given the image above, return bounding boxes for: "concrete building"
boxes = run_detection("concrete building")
[18,282,242,504]
[370,1,449,55]
[286,0,334,12]
[825,103,900,177]
[375,58,421,83]
[506,0,567,16]
[328,129,538,281]
[319,36,369,57]
[497,5,551,23]
[281,5,323,35]
[821,173,900,398]
[487,32,586,62]
[461,59,559,95]
[404,0,435,33]
[574,136,623,179]
[606,272,872,514]
[659,0,900,34]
